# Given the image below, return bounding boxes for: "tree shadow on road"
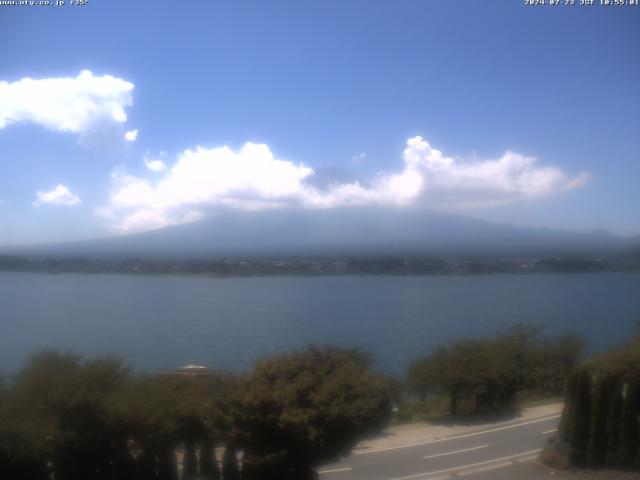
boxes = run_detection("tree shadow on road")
[427,406,522,427]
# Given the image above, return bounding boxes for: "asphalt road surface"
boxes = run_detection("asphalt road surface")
[317,413,561,480]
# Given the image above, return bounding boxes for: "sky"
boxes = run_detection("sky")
[0,0,638,246]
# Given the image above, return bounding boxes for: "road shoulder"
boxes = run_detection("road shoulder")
[354,403,563,454]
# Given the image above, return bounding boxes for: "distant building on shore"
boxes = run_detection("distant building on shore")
[158,364,215,377]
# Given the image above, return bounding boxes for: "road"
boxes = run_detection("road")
[317,409,561,480]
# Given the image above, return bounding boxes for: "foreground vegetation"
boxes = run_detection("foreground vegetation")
[0,327,585,479]
[0,347,391,480]
[406,325,583,417]
[551,335,640,470]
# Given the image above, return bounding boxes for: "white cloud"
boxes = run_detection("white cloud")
[393,136,592,210]
[352,152,367,163]
[98,137,590,234]
[34,184,82,207]
[0,70,134,134]
[100,142,313,232]
[124,129,138,142]
[144,156,166,172]
[300,136,590,210]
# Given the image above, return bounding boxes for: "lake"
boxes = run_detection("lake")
[1,272,639,377]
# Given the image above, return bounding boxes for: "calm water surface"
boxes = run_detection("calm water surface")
[1,272,639,376]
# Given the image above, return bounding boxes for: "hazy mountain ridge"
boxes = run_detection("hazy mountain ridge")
[2,208,638,260]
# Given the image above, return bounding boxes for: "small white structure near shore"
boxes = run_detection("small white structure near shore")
[158,364,214,377]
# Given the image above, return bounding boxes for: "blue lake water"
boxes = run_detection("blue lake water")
[1,272,639,376]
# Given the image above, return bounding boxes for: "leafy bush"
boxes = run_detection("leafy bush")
[0,346,391,480]
[232,346,392,480]
[407,326,583,416]
[558,337,640,470]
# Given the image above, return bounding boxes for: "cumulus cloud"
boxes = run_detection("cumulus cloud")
[144,156,166,172]
[124,129,138,142]
[98,137,589,234]
[0,70,134,135]
[395,136,591,210]
[99,143,313,232]
[34,184,82,207]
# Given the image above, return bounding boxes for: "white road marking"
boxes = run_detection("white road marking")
[387,449,542,480]
[517,455,540,463]
[542,428,558,434]
[423,444,488,460]
[458,461,512,476]
[318,466,353,474]
[354,415,560,455]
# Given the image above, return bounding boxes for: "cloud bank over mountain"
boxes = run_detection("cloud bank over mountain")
[99,137,590,234]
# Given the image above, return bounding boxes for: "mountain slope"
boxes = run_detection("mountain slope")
[3,208,636,259]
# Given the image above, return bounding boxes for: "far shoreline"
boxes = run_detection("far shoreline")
[0,269,637,280]
[1,253,637,277]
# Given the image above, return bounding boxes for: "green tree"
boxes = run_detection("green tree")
[556,337,640,469]
[408,340,495,415]
[534,332,585,395]
[111,376,181,480]
[407,325,575,415]
[233,346,392,480]
[2,351,130,480]
[486,324,540,406]
[112,372,232,480]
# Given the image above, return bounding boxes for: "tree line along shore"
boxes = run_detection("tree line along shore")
[1,254,639,276]
[1,325,637,480]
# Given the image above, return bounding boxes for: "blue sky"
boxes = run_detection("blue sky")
[0,0,638,246]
